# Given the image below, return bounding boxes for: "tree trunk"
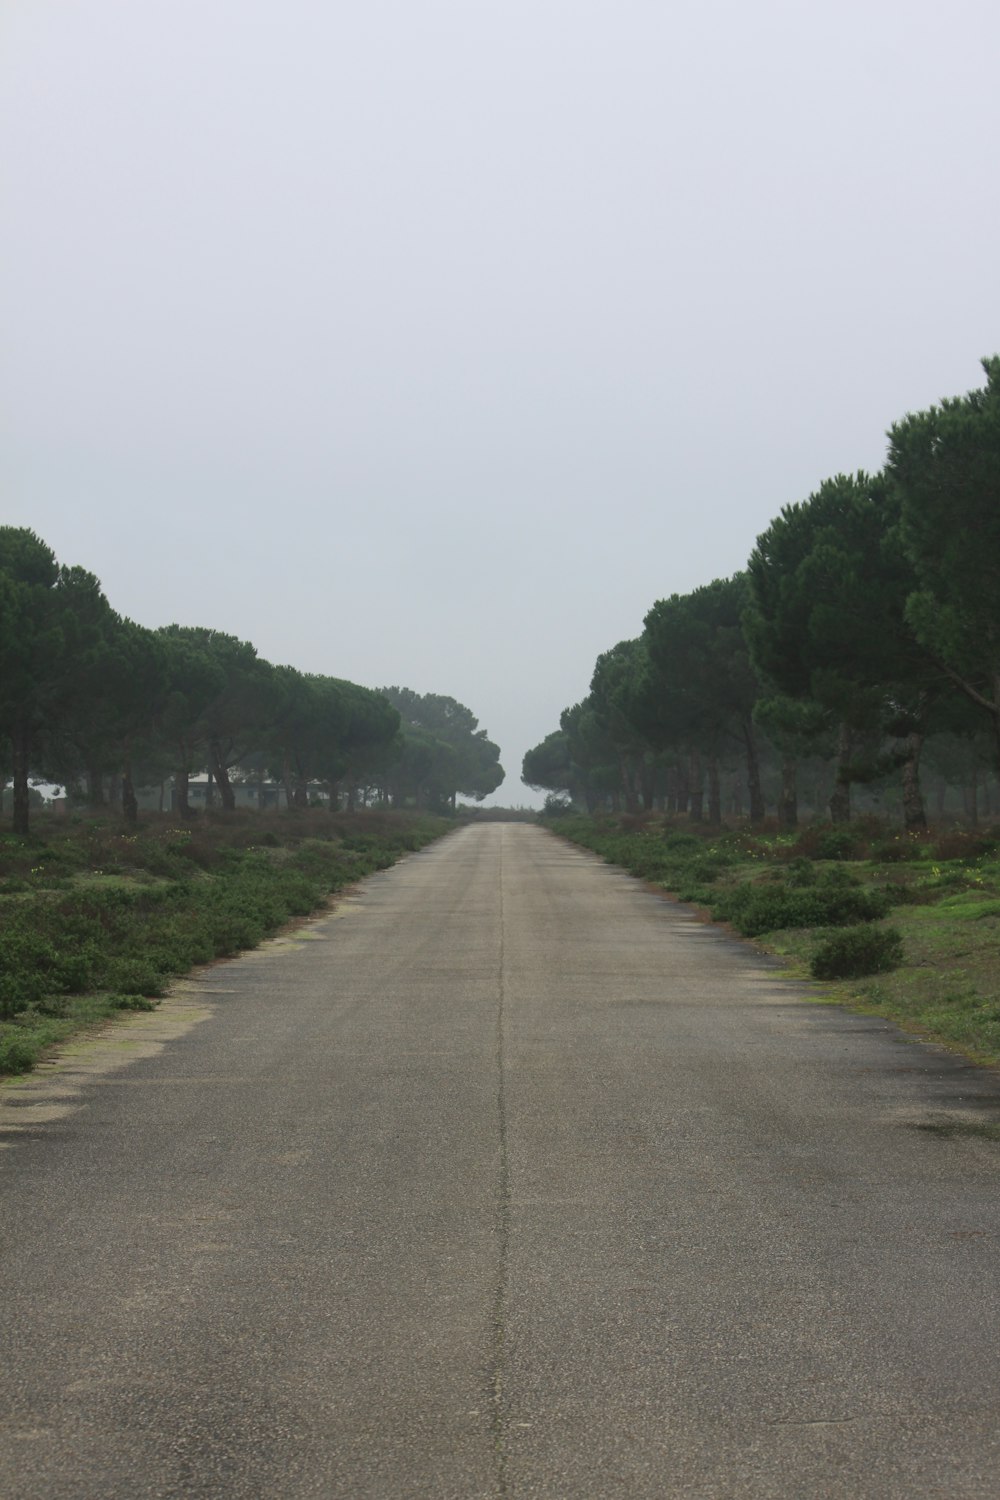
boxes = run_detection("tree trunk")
[901,732,927,831]
[280,753,295,811]
[620,756,639,814]
[293,777,309,809]
[675,758,690,818]
[965,768,979,827]
[85,765,106,807]
[11,724,31,837]
[209,741,236,811]
[205,768,215,808]
[121,748,138,828]
[689,750,704,822]
[743,721,765,824]
[829,780,851,823]
[707,757,722,827]
[175,766,192,818]
[829,723,853,823]
[779,753,798,830]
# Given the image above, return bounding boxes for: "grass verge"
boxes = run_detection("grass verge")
[0,808,450,1077]
[547,811,1000,1067]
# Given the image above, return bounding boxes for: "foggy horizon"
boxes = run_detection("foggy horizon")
[3,1,999,804]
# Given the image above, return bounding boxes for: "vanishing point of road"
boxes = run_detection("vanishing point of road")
[3,823,1000,1498]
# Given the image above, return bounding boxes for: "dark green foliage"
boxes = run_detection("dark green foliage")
[379,686,504,808]
[810,925,904,980]
[662,832,702,853]
[643,575,766,822]
[0,1035,40,1074]
[0,813,448,1069]
[712,880,889,937]
[792,824,865,861]
[785,856,816,887]
[887,357,1000,761]
[870,834,927,863]
[101,958,168,997]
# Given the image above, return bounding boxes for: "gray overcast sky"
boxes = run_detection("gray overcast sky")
[3,1,999,803]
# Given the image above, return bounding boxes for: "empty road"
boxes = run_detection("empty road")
[3,823,1000,1498]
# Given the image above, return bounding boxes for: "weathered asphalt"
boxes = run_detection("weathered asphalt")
[3,822,1000,1498]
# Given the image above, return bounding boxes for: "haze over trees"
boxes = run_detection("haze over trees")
[0,531,505,834]
[523,358,1000,828]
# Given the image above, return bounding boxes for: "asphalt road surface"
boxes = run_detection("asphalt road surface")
[4,822,1000,1499]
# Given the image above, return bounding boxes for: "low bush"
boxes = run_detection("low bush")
[712,880,891,937]
[0,810,449,1071]
[101,958,168,998]
[0,1035,40,1074]
[794,825,865,861]
[809,924,904,980]
[870,834,927,863]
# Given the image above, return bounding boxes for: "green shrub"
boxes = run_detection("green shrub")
[870,835,926,863]
[813,827,864,860]
[0,812,449,1071]
[0,1035,40,1073]
[107,992,160,1012]
[713,881,891,937]
[662,832,702,853]
[810,924,904,980]
[101,958,167,997]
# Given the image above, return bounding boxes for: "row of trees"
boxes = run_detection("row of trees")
[523,357,1000,829]
[0,529,504,834]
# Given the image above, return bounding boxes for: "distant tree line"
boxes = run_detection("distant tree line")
[523,357,1000,830]
[0,530,504,834]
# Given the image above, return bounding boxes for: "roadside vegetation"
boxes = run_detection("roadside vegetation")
[549,812,1000,1066]
[524,359,1000,835]
[0,809,448,1077]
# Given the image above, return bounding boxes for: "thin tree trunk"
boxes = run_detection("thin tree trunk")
[209,741,236,811]
[901,732,927,831]
[829,723,853,823]
[11,724,31,836]
[175,766,192,818]
[121,746,138,828]
[965,768,979,827]
[675,758,690,818]
[689,750,704,822]
[620,756,639,814]
[281,753,295,811]
[743,721,765,824]
[779,753,798,830]
[707,757,722,827]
